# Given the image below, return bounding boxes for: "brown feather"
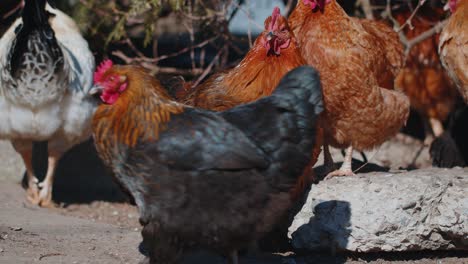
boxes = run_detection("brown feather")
[439,0,468,103]
[181,13,306,111]
[392,8,459,125]
[289,0,409,151]
[92,66,184,165]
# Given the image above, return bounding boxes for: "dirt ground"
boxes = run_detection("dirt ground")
[0,136,467,264]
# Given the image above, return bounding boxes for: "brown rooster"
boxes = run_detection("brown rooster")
[91,61,323,263]
[180,7,305,111]
[289,0,410,178]
[393,4,459,143]
[439,0,468,103]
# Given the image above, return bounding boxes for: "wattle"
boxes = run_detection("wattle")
[101,91,120,105]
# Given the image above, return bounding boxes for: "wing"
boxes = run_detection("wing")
[141,108,270,171]
[49,7,95,95]
[0,18,20,92]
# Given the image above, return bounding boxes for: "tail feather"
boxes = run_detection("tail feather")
[269,66,324,116]
[221,66,323,191]
[22,0,49,27]
[430,105,468,168]
[9,0,61,75]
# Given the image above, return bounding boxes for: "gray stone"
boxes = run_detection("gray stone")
[288,168,468,252]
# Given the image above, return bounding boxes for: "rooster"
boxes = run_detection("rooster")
[179,7,305,111]
[91,61,323,264]
[439,0,468,103]
[289,0,410,178]
[0,0,96,206]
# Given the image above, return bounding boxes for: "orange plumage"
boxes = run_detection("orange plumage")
[92,65,183,164]
[289,0,410,177]
[90,62,324,263]
[439,0,468,103]
[179,7,317,190]
[180,7,305,111]
[393,5,459,139]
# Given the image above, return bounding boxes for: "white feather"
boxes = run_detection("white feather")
[0,4,96,148]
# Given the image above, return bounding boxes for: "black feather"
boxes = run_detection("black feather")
[430,105,468,167]
[8,0,62,75]
[95,66,324,263]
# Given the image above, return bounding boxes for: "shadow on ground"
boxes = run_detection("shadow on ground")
[23,139,130,205]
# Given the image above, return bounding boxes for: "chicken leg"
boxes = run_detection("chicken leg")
[323,143,335,172]
[325,146,355,179]
[11,140,40,204]
[423,118,444,146]
[37,150,61,207]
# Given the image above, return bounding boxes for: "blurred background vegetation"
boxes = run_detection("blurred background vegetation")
[1,0,356,82]
[0,0,448,85]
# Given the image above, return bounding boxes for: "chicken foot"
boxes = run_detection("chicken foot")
[12,140,40,204]
[37,150,61,207]
[325,146,355,179]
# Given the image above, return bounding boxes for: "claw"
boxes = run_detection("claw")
[324,169,355,180]
[324,146,355,180]
[37,181,56,208]
[26,186,40,205]
[26,183,40,205]
[26,176,40,204]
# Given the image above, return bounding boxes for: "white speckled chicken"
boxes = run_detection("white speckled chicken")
[0,0,96,206]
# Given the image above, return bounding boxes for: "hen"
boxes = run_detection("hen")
[0,0,95,206]
[91,61,323,264]
[289,0,410,178]
[180,7,305,111]
[439,0,468,103]
[430,104,468,168]
[393,4,459,143]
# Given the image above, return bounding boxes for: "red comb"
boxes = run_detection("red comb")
[267,7,281,31]
[94,59,113,84]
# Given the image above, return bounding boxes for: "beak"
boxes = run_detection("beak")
[89,84,103,98]
[443,2,450,11]
[317,0,327,12]
[266,31,275,41]
[119,75,127,83]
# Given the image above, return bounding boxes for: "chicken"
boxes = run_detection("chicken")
[430,104,468,167]
[393,5,459,143]
[0,0,96,206]
[180,7,305,111]
[91,61,323,264]
[439,0,468,103]
[289,0,410,178]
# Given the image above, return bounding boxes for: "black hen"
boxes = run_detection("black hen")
[91,64,323,264]
[430,105,468,167]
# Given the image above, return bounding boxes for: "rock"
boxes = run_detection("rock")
[315,134,432,172]
[288,168,468,252]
